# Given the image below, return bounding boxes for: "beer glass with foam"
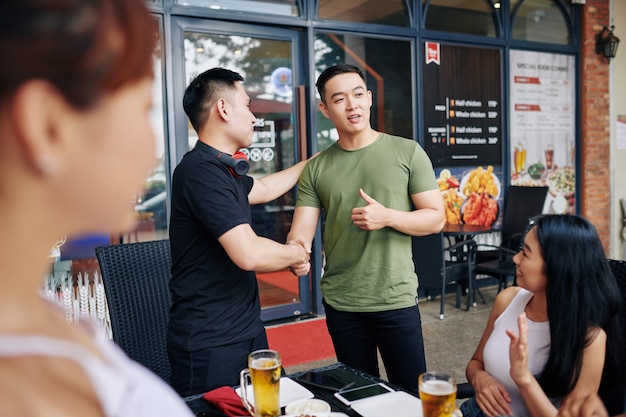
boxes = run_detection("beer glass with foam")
[239,349,282,417]
[419,372,463,417]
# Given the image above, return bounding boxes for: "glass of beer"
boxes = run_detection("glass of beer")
[514,143,527,174]
[239,349,282,417]
[419,372,462,417]
[545,145,554,170]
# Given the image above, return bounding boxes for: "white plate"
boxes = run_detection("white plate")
[460,169,501,199]
[350,391,423,417]
[236,377,314,408]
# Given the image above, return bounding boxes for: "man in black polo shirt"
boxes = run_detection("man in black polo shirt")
[167,68,312,396]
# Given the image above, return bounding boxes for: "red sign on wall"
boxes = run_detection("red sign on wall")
[425,42,440,65]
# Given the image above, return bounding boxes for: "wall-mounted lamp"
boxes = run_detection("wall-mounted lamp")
[595,25,620,61]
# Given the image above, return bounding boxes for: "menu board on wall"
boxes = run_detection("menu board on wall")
[423,42,503,228]
[423,42,502,168]
[509,50,576,214]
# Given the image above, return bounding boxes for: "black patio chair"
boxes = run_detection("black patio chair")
[95,239,173,384]
[599,259,626,415]
[413,231,477,320]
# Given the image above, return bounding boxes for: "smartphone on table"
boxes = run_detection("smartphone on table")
[333,383,395,406]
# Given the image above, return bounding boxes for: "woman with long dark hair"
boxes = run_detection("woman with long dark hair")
[463,215,621,417]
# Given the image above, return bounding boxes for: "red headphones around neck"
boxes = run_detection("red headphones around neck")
[206,145,249,177]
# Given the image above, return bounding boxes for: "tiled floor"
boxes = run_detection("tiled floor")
[284,284,500,387]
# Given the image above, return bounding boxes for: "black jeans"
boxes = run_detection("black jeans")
[167,330,268,397]
[323,299,426,394]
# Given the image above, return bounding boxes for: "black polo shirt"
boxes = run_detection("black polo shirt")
[167,141,263,350]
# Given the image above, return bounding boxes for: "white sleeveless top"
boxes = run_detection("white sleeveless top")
[0,319,193,417]
[483,288,559,417]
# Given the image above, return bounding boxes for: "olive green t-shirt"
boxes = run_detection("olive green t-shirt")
[296,133,438,312]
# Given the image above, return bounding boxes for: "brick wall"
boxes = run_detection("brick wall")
[581,0,611,253]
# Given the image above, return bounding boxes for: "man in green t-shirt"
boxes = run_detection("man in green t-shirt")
[287,64,444,394]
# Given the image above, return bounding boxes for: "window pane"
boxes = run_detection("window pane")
[318,0,409,26]
[511,0,570,44]
[424,0,498,37]
[176,0,299,17]
[132,55,168,242]
[314,33,413,150]
[184,33,293,155]
[133,21,167,243]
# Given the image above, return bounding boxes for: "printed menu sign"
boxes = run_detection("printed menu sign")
[509,50,575,214]
[423,43,503,228]
[423,43,502,168]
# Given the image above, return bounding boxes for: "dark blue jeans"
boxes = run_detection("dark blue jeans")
[167,330,268,397]
[460,396,489,417]
[323,299,426,394]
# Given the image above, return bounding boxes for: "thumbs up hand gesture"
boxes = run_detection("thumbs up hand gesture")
[351,188,388,231]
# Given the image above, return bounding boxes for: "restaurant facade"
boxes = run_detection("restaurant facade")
[56,0,625,324]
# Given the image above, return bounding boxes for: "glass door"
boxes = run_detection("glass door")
[172,18,309,321]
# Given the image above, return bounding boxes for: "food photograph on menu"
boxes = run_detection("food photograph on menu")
[438,166,500,227]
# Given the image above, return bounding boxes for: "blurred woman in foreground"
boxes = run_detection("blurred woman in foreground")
[462,215,621,417]
[0,1,193,415]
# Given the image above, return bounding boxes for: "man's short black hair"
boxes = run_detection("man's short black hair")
[183,67,244,133]
[316,64,366,104]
